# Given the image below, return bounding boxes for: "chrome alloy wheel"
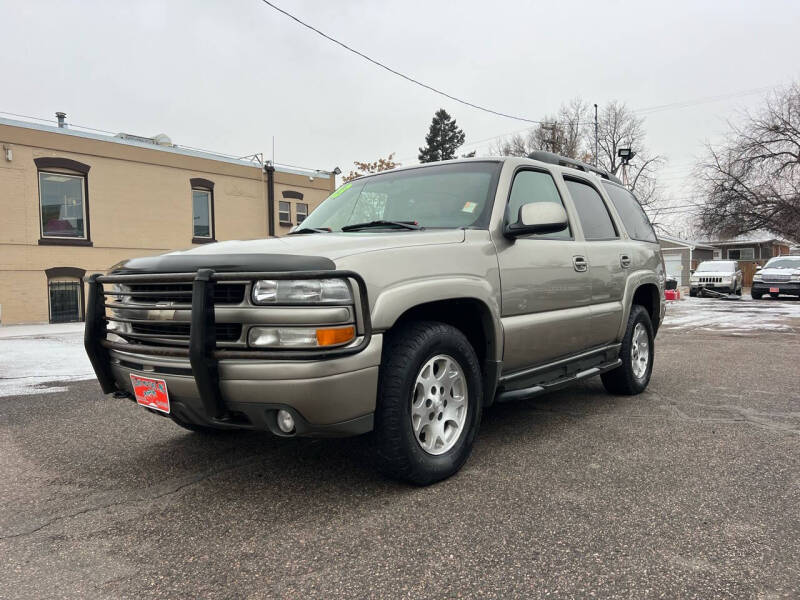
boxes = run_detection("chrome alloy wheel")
[631,322,650,379]
[411,354,468,455]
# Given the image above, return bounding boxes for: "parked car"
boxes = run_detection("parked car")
[84,152,665,484]
[689,260,743,297]
[751,255,800,299]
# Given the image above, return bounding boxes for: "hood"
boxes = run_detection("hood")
[112,230,464,274]
[760,266,800,276]
[693,271,735,277]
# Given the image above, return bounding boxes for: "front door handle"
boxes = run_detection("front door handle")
[620,254,631,269]
[573,255,588,272]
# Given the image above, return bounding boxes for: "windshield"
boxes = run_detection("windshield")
[765,257,800,269]
[299,162,501,232]
[696,261,735,272]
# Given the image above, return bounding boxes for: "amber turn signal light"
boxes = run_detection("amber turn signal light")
[315,326,355,346]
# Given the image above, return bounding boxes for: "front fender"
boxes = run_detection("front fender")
[370,276,503,361]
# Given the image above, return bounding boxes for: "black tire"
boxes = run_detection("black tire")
[373,321,483,485]
[751,290,763,299]
[601,305,654,396]
[689,288,697,297]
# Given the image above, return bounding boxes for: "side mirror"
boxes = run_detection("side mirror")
[505,203,568,238]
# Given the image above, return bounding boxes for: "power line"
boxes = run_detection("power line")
[634,85,775,115]
[258,0,548,125]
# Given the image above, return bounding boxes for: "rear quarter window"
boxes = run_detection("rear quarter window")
[602,182,658,243]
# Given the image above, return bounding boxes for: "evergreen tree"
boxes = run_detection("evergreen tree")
[418,109,466,163]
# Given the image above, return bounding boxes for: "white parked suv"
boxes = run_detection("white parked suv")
[689,260,743,297]
[751,256,800,299]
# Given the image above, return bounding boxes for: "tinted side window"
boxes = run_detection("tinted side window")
[602,182,657,243]
[564,178,617,240]
[507,170,571,239]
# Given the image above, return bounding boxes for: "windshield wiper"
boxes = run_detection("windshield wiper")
[341,220,422,232]
[287,226,332,235]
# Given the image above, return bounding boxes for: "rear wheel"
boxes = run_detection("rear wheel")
[601,305,654,396]
[751,290,763,299]
[373,321,482,485]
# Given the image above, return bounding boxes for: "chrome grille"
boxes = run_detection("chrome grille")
[126,283,245,304]
[763,274,790,283]
[105,279,250,350]
[698,276,723,283]
[128,322,242,343]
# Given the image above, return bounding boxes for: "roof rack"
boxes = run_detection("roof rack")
[527,150,622,185]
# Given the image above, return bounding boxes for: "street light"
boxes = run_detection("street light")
[617,148,636,164]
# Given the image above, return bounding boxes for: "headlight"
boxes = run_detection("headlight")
[753,273,762,281]
[791,274,800,282]
[248,325,355,348]
[252,278,352,305]
[690,276,698,282]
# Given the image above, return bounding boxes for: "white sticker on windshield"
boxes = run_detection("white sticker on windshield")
[462,202,477,213]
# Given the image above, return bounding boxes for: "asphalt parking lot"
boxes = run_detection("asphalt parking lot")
[1,297,799,599]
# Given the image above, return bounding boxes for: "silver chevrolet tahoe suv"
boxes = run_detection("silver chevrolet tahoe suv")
[85,151,665,484]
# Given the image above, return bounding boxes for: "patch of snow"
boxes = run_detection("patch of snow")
[662,296,800,334]
[701,229,792,245]
[0,322,95,397]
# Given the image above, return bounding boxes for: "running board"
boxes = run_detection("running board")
[494,359,622,403]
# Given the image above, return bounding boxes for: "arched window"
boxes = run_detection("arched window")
[45,267,86,323]
[280,190,304,226]
[35,157,92,246]
[190,178,215,243]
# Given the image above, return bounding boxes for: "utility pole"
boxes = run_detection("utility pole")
[594,103,598,167]
[542,122,558,153]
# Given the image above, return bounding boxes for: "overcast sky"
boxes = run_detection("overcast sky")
[2,0,799,230]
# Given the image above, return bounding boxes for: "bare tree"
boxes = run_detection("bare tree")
[492,98,663,207]
[490,98,590,158]
[696,82,800,240]
[591,101,664,206]
[343,153,399,183]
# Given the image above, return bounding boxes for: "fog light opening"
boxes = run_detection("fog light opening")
[276,409,295,433]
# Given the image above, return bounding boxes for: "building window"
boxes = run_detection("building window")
[279,201,292,225]
[45,267,86,323]
[190,178,215,243]
[713,249,722,259]
[39,172,87,240]
[297,202,309,224]
[728,248,754,260]
[35,156,93,246]
[281,190,303,226]
[48,281,83,323]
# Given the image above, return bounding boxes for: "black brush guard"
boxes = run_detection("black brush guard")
[84,269,372,421]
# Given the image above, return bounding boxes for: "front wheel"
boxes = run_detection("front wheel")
[373,321,482,485]
[601,305,654,395]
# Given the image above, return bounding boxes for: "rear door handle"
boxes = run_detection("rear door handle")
[620,254,631,269]
[573,255,588,272]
